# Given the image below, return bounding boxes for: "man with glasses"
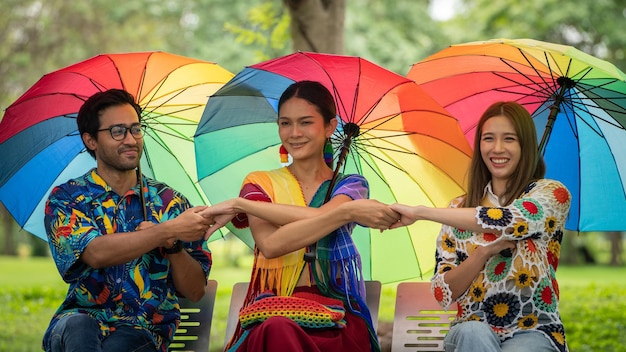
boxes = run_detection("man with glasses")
[42,89,214,352]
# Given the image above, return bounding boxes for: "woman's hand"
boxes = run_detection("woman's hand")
[388,203,421,228]
[482,238,516,257]
[200,199,239,240]
[343,199,400,230]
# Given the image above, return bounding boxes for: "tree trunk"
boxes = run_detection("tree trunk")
[608,231,623,266]
[0,202,17,256]
[283,0,345,54]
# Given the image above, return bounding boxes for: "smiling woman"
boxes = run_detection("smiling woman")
[388,101,572,352]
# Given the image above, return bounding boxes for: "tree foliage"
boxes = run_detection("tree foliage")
[222,0,291,64]
[450,0,626,71]
[345,0,447,74]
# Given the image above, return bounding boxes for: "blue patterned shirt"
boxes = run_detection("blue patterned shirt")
[43,169,212,351]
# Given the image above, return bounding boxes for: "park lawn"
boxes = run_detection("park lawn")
[1,256,625,352]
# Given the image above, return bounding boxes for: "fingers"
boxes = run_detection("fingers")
[190,205,209,213]
[204,226,218,241]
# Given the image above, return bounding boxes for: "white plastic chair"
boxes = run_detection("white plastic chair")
[170,279,218,352]
[391,282,457,352]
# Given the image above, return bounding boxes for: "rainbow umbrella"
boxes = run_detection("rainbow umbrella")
[408,38,626,231]
[195,52,472,282]
[0,51,234,241]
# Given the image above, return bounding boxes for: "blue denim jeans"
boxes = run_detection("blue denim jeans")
[45,314,157,352]
[444,321,558,352]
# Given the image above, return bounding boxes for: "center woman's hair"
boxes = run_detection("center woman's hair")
[278,80,337,124]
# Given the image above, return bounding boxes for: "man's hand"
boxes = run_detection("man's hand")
[168,206,215,243]
[136,221,156,231]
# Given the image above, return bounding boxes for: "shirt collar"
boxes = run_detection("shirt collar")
[86,168,141,198]
[483,181,502,207]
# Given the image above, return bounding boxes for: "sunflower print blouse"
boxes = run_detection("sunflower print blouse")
[431,179,571,352]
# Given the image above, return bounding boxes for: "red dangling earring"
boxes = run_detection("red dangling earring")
[280,145,289,163]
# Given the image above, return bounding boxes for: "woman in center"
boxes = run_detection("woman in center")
[214,80,395,351]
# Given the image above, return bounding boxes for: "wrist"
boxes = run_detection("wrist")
[163,240,183,254]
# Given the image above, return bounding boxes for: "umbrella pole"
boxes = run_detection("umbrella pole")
[324,122,361,202]
[537,77,575,156]
[137,163,148,221]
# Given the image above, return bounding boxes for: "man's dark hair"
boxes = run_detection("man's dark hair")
[77,89,142,157]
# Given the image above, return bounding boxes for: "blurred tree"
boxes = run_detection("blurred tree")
[220,0,291,64]
[345,0,447,74]
[284,0,345,53]
[449,0,626,71]
[608,231,624,266]
[0,0,190,111]
[222,0,445,73]
[0,203,16,256]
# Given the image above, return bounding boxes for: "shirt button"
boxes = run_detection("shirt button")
[116,278,122,283]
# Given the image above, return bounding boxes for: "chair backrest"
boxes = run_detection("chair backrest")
[391,282,457,352]
[223,280,382,348]
[170,279,218,352]
[223,281,249,348]
[364,280,381,330]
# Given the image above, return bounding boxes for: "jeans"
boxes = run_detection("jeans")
[45,314,157,352]
[444,321,557,352]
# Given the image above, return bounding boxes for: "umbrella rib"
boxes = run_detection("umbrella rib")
[493,61,556,101]
[505,51,557,90]
[347,141,459,207]
[352,139,417,155]
[145,124,195,142]
[355,80,417,127]
[141,85,207,117]
[141,104,204,124]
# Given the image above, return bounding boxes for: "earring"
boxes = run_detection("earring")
[280,145,289,163]
[324,138,333,167]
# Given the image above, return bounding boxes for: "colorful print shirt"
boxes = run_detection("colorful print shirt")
[42,169,212,351]
[431,179,571,352]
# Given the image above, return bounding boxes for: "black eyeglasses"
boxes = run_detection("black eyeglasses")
[97,123,145,141]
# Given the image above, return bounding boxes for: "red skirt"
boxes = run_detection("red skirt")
[231,285,374,352]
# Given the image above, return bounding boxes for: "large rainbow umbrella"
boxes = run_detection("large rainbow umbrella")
[408,38,626,231]
[0,51,234,241]
[195,52,472,282]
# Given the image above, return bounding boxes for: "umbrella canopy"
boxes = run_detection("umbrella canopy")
[408,38,626,232]
[0,51,234,241]
[194,52,473,283]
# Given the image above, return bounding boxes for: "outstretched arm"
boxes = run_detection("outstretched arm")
[249,198,398,258]
[81,206,214,268]
[202,196,351,240]
[389,204,486,233]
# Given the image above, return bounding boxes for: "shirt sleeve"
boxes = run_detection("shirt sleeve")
[430,196,464,309]
[44,185,100,283]
[167,190,212,281]
[475,179,571,240]
[332,174,369,200]
[231,180,272,229]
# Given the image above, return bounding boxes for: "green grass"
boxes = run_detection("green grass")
[1,256,625,351]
